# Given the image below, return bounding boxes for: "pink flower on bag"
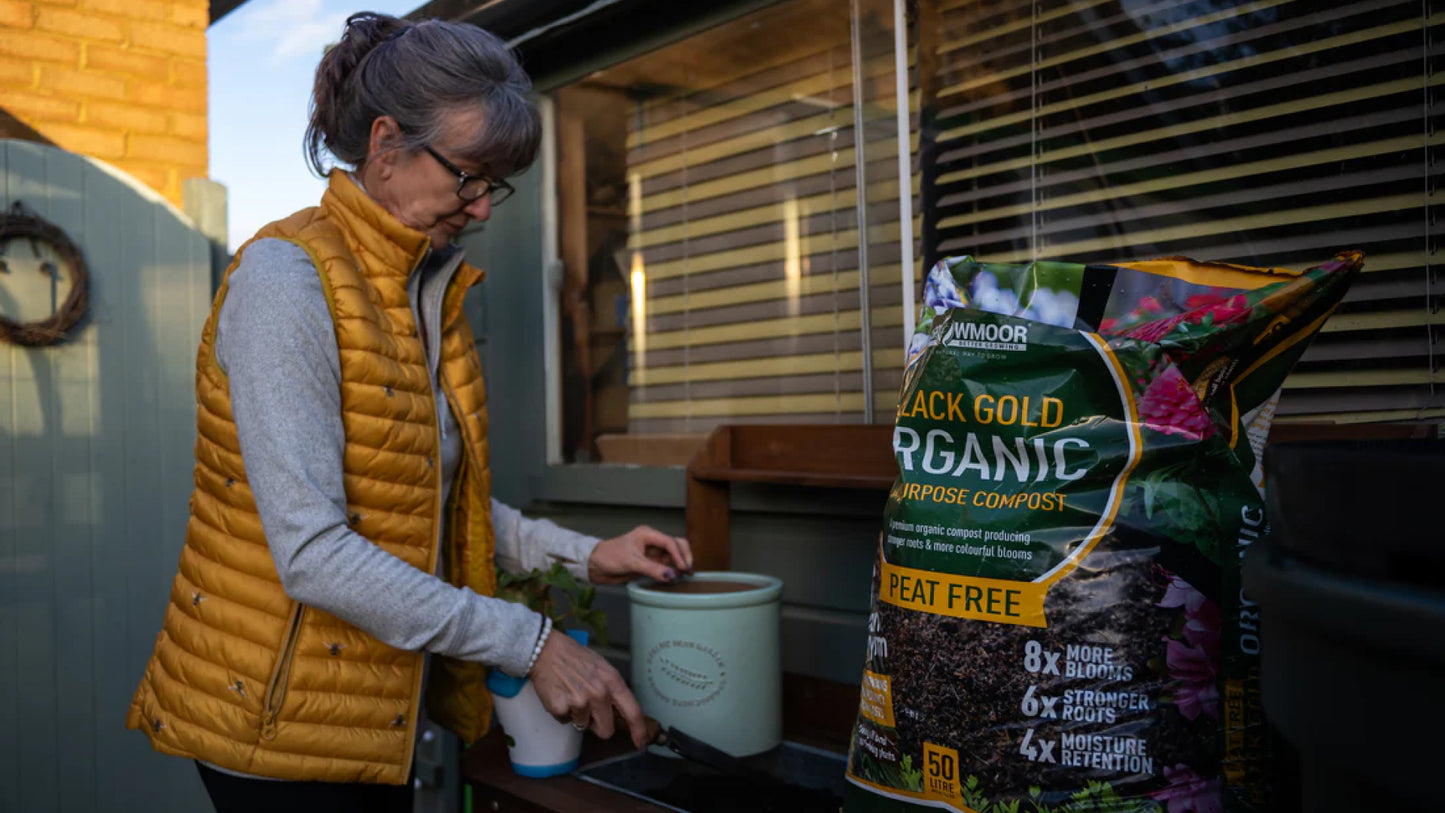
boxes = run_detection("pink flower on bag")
[1194,294,1250,327]
[1126,313,1187,343]
[1158,572,1206,612]
[1166,639,1219,720]
[1123,293,1251,343]
[1158,573,1220,655]
[1158,571,1222,720]
[1184,293,1225,309]
[1182,599,1221,654]
[1151,764,1223,813]
[1138,367,1214,440]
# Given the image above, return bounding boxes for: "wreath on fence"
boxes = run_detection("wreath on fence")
[0,201,89,346]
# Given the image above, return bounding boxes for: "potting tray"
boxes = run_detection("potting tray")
[575,740,848,813]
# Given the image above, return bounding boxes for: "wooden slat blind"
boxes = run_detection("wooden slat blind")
[624,3,919,434]
[924,0,1442,423]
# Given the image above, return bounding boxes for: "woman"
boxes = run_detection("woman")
[127,12,691,811]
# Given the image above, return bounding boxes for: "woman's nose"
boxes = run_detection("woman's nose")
[464,194,492,222]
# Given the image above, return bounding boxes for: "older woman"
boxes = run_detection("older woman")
[127,12,689,811]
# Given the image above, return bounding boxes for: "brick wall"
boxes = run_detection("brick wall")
[0,0,208,205]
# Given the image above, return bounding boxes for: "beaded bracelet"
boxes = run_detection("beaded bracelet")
[525,615,553,676]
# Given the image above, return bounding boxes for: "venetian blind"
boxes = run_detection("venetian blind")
[924,0,1442,423]
[623,3,920,435]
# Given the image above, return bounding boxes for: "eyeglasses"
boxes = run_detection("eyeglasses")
[422,145,514,205]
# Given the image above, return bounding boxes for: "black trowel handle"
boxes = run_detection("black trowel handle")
[657,724,760,778]
[621,712,792,790]
[607,709,666,748]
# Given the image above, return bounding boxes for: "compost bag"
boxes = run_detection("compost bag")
[845,251,1361,813]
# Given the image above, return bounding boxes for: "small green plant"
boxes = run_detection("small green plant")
[495,559,609,646]
[1064,780,1127,812]
[898,755,924,792]
[961,774,991,810]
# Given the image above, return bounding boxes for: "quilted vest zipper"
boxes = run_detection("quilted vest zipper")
[395,374,451,777]
[260,604,306,740]
[393,239,444,777]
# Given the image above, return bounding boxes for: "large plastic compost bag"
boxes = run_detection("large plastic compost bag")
[845,252,1361,813]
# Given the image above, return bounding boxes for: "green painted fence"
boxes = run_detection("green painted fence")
[1,139,213,813]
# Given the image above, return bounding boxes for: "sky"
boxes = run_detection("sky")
[207,0,421,252]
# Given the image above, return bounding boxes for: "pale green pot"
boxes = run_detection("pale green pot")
[627,571,784,757]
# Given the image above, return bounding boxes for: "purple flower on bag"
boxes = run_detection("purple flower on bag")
[1138,367,1214,440]
[968,270,1021,315]
[1151,764,1222,813]
[906,330,932,365]
[924,265,965,313]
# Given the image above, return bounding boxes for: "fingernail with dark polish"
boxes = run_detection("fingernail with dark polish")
[664,569,677,581]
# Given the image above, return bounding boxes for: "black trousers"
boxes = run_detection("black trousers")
[195,761,415,813]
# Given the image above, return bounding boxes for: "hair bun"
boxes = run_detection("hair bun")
[307,12,410,175]
[313,12,409,102]
[344,12,409,43]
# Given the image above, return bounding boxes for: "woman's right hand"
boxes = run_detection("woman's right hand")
[528,629,649,749]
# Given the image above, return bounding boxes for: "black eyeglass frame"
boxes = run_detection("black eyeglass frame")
[422,145,514,205]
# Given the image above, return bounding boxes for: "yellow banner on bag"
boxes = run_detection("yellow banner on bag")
[879,560,1048,628]
[859,670,896,728]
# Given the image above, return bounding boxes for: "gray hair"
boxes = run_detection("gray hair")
[305,12,540,179]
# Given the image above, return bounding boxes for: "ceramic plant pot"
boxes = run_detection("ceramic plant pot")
[627,572,783,757]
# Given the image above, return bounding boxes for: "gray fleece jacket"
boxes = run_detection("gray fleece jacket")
[216,237,599,679]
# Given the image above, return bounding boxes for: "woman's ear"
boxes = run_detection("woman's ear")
[367,115,405,177]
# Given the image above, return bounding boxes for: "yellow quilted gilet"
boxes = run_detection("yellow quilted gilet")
[127,171,499,785]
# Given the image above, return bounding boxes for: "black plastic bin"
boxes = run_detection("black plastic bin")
[1243,438,1445,813]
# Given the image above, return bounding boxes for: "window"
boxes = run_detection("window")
[542,0,1441,469]
[920,0,1442,423]
[547,0,914,464]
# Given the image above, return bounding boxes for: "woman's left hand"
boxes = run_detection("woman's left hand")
[588,525,694,584]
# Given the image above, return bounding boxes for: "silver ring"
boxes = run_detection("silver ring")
[570,720,588,731]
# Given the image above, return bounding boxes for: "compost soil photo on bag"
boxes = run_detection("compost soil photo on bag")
[844,252,1361,813]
